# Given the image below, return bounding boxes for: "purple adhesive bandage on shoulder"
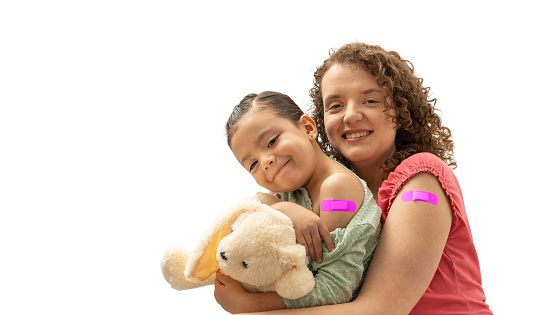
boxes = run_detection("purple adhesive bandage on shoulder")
[401,190,438,205]
[321,199,357,212]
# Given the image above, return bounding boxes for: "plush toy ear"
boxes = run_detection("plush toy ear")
[278,244,307,266]
[187,226,229,281]
[185,196,268,282]
[160,245,215,290]
[275,244,315,299]
[275,265,315,299]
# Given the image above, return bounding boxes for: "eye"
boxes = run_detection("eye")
[242,261,249,268]
[267,135,279,148]
[249,161,257,172]
[326,103,342,112]
[364,99,380,105]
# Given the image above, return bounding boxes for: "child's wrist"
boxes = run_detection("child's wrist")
[249,292,287,312]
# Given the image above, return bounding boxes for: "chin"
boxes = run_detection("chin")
[341,149,374,164]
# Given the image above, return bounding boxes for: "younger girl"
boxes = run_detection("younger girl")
[221,91,381,311]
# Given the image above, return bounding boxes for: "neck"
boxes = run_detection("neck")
[350,161,388,200]
[304,145,335,201]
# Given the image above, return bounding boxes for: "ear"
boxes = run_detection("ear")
[274,264,315,299]
[299,114,317,141]
[278,244,307,268]
[160,245,215,290]
[274,244,314,299]
[184,196,267,282]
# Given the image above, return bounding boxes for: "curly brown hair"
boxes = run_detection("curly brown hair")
[309,42,457,173]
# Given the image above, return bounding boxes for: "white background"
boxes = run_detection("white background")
[1,1,544,314]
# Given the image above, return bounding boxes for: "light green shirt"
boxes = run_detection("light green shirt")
[279,165,381,308]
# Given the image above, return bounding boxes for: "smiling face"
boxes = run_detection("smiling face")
[322,63,397,170]
[229,108,317,192]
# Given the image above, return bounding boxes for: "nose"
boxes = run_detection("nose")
[261,155,275,171]
[343,102,363,125]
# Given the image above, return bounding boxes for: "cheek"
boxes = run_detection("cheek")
[324,115,341,143]
[373,108,396,131]
[380,117,398,144]
[252,169,266,181]
[381,115,396,130]
[383,107,397,128]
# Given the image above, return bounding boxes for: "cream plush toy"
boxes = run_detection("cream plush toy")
[160,192,315,300]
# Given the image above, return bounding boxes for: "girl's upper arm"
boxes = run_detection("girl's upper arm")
[353,172,453,314]
[317,173,364,232]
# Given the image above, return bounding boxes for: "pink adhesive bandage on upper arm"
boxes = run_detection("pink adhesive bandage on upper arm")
[401,190,438,205]
[321,199,357,212]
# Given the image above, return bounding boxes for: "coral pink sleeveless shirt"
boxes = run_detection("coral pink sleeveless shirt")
[376,153,493,314]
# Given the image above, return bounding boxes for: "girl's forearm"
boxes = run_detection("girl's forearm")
[237,300,358,315]
[243,292,287,313]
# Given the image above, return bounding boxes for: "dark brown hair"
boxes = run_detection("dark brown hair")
[309,42,456,172]
[226,91,304,146]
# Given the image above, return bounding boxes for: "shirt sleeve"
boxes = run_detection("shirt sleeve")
[376,152,463,230]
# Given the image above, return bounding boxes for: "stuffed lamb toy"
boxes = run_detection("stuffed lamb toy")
[160,192,315,299]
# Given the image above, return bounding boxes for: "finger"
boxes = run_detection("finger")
[303,233,316,261]
[215,273,231,286]
[215,275,225,286]
[295,233,310,256]
[268,191,281,198]
[215,277,224,288]
[310,228,324,263]
[318,222,335,252]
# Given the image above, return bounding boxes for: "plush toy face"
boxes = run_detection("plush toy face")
[216,212,291,287]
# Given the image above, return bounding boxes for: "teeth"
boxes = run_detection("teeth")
[345,131,371,139]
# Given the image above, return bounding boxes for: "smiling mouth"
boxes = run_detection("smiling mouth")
[273,161,289,180]
[343,131,372,139]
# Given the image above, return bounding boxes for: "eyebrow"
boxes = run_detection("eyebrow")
[239,127,274,165]
[324,88,383,100]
